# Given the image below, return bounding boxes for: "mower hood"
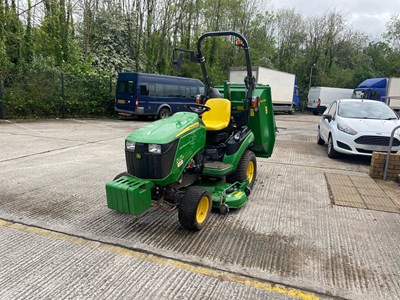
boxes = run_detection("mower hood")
[126,112,202,144]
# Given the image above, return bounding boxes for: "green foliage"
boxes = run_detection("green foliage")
[4,0,23,65]
[88,8,138,74]
[21,0,33,64]
[3,61,60,118]
[2,0,400,119]
[384,14,400,50]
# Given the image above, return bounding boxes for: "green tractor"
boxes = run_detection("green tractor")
[106,31,276,231]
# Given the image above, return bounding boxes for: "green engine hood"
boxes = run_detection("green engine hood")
[127,112,201,144]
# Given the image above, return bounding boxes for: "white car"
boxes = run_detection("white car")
[317,99,400,158]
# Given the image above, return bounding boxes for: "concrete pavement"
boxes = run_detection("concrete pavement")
[0,114,399,299]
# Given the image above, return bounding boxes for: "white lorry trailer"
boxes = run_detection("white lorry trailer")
[229,67,298,114]
[307,86,353,115]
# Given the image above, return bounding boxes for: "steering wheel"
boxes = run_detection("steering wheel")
[185,103,211,115]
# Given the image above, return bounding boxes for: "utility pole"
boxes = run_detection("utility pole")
[308,63,316,90]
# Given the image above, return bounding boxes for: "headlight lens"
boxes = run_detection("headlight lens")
[148,144,161,154]
[337,123,357,135]
[125,141,136,151]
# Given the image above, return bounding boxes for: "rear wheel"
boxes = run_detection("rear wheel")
[157,107,170,119]
[227,150,257,189]
[327,135,339,158]
[178,187,212,231]
[312,111,319,115]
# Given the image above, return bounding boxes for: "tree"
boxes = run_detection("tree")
[0,0,12,80]
[273,8,306,72]
[89,6,138,73]
[22,0,33,64]
[4,0,23,65]
[385,14,400,50]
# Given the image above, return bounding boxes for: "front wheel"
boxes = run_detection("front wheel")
[178,187,212,231]
[227,150,257,189]
[113,172,129,180]
[327,135,339,158]
[317,129,325,145]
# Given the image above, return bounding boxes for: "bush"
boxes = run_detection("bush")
[2,66,115,119]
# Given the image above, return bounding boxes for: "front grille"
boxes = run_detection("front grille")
[354,136,400,146]
[125,141,178,179]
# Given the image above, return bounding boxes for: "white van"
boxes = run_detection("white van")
[307,87,353,115]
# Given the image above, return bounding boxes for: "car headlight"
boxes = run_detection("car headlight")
[337,123,357,135]
[125,141,136,151]
[148,144,161,154]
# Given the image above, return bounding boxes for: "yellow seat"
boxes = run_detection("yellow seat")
[202,98,231,131]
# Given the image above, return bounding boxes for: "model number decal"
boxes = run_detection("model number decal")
[176,155,184,168]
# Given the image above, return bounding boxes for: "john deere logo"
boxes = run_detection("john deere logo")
[136,153,142,159]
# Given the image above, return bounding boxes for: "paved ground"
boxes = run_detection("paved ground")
[0,113,399,300]
[326,173,400,213]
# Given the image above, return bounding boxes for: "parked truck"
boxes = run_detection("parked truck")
[352,77,400,111]
[229,67,297,114]
[307,86,353,115]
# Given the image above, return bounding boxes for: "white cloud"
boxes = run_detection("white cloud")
[268,0,400,37]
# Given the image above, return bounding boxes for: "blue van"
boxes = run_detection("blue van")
[115,72,205,119]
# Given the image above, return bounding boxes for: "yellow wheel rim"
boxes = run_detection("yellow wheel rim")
[247,161,254,183]
[196,196,209,224]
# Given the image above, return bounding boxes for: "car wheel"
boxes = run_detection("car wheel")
[327,135,339,158]
[317,129,325,145]
[312,111,319,115]
[157,107,170,119]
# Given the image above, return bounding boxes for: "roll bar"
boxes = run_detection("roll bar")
[196,31,256,102]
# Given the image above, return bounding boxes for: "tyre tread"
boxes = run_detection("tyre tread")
[178,186,211,231]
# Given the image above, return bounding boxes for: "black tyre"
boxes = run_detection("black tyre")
[226,150,257,189]
[327,135,339,158]
[312,111,319,115]
[178,187,212,231]
[317,129,325,145]
[113,172,129,180]
[157,107,170,119]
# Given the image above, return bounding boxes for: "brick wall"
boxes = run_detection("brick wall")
[370,152,400,181]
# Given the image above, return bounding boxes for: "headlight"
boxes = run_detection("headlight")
[337,123,357,135]
[125,141,136,151]
[148,144,161,154]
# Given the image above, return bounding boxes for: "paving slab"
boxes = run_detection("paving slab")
[326,173,400,213]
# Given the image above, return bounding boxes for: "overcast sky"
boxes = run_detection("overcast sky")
[268,0,400,38]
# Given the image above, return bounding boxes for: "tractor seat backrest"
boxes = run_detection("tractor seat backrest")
[202,98,231,131]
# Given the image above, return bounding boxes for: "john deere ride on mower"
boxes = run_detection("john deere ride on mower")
[106,31,276,231]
